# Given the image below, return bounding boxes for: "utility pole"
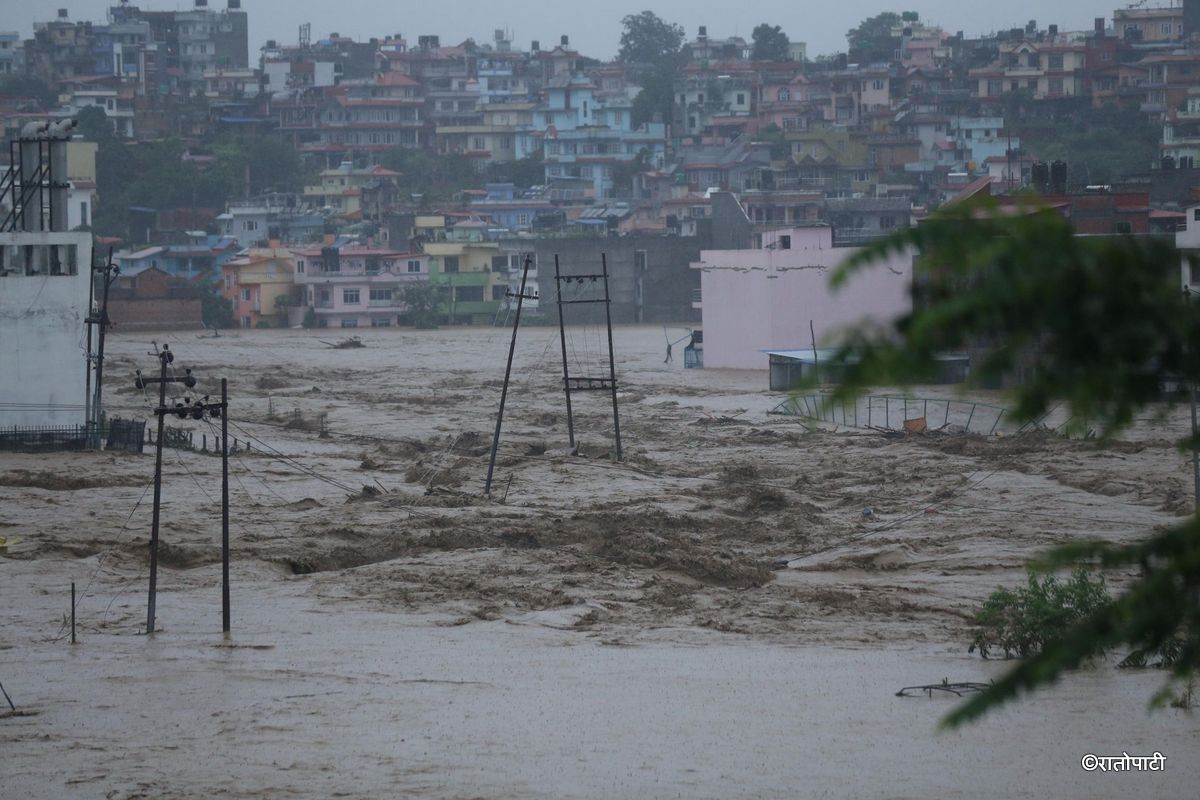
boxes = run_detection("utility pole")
[135,344,195,634]
[554,255,576,449]
[86,248,119,449]
[87,248,119,450]
[221,378,230,634]
[485,257,536,496]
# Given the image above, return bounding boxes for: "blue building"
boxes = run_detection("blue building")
[117,233,240,281]
[520,74,667,201]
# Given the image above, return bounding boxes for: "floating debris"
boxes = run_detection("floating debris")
[896,679,993,698]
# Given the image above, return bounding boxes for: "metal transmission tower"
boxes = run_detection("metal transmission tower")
[554,253,622,461]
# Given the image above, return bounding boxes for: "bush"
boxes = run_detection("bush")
[255,319,271,329]
[970,568,1110,659]
[302,307,318,329]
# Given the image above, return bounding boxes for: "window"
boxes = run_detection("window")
[634,250,647,272]
[369,288,392,302]
[736,93,745,105]
[1115,221,1132,234]
[455,286,484,302]
[79,201,88,226]
[244,220,257,231]
[544,113,553,125]
[443,255,459,273]
[1049,77,1064,95]
[370,317,391,327]
[343,288,360,304]
[872,79,884,91]
[778,235,791,250]
[1048,54,1064,70]
[296,259,305,274]
[241,288,252,302]
[778,88,790,102]
[517,213,529,225]
[340,318,358,328]
[408,259,422,273]
[318,289,331,304]
[880,214,897,229]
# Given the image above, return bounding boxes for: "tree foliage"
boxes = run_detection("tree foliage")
[1018,107,1159,185]
[970,569,1110,660]
[846,11,902,64]
[400,282,446,329]
[79,110,311,242]
[829,198,1200,726]
[380,148,480,202]
[631,62,677,129]
[0,74,59,109]
[751,23,791,61]
[617,10,685,67]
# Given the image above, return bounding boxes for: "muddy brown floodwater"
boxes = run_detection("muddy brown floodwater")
[2,325,1198,798]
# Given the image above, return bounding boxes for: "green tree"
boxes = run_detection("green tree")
[486,151,545,188]
[617,10,686,66]
[631,62,678,129]
[76,105,116,145]
[380,148,480,201]
[846,11,902,64]
[751,23,791,61]
[400,282,446,329]
[0,74,58,109]
[831,198,1200,726]
[201,288,234,329]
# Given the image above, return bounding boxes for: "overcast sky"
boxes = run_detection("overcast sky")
[7,1,1121,59]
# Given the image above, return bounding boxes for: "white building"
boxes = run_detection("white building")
[0,230,93,427]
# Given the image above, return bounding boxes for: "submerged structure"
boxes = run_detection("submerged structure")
[0,119,94,435]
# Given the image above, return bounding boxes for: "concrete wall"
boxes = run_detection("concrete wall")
[509,233,710,325]
[0,232,93,427]
[693,226,913,370]
[107,299,204,331]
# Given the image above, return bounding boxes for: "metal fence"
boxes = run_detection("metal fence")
[770,393,1008,436]
[0,425,90,453]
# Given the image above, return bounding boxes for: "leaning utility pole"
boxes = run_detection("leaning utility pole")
[485,256,536,496]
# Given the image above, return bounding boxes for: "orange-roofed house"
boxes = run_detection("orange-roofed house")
[222,248,297,328]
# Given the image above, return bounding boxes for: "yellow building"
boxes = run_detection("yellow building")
[422,220,510,323]
[302,162,401,218]
[222,247,297,328]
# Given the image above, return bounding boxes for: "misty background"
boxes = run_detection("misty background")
[6,0,1115,58]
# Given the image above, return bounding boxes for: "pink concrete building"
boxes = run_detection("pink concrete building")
[690,226,913,369]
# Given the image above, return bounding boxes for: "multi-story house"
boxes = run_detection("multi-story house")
[435,102,534,168]
[676,62,757,138]
[0,32,23,76]
[468,183,557,231]
[421,220,510,323]
[116,233,240,280]
[58,87,136,138]
[1114,5,1187,43]
[300,72,424,164]
[970,37,1088,102]
[530,74,667,201]
[303,162,401,218]
[1140,51,1200,116]
[1161,86,1200,168]
[292,241,430,328]
[222,248,296,328]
